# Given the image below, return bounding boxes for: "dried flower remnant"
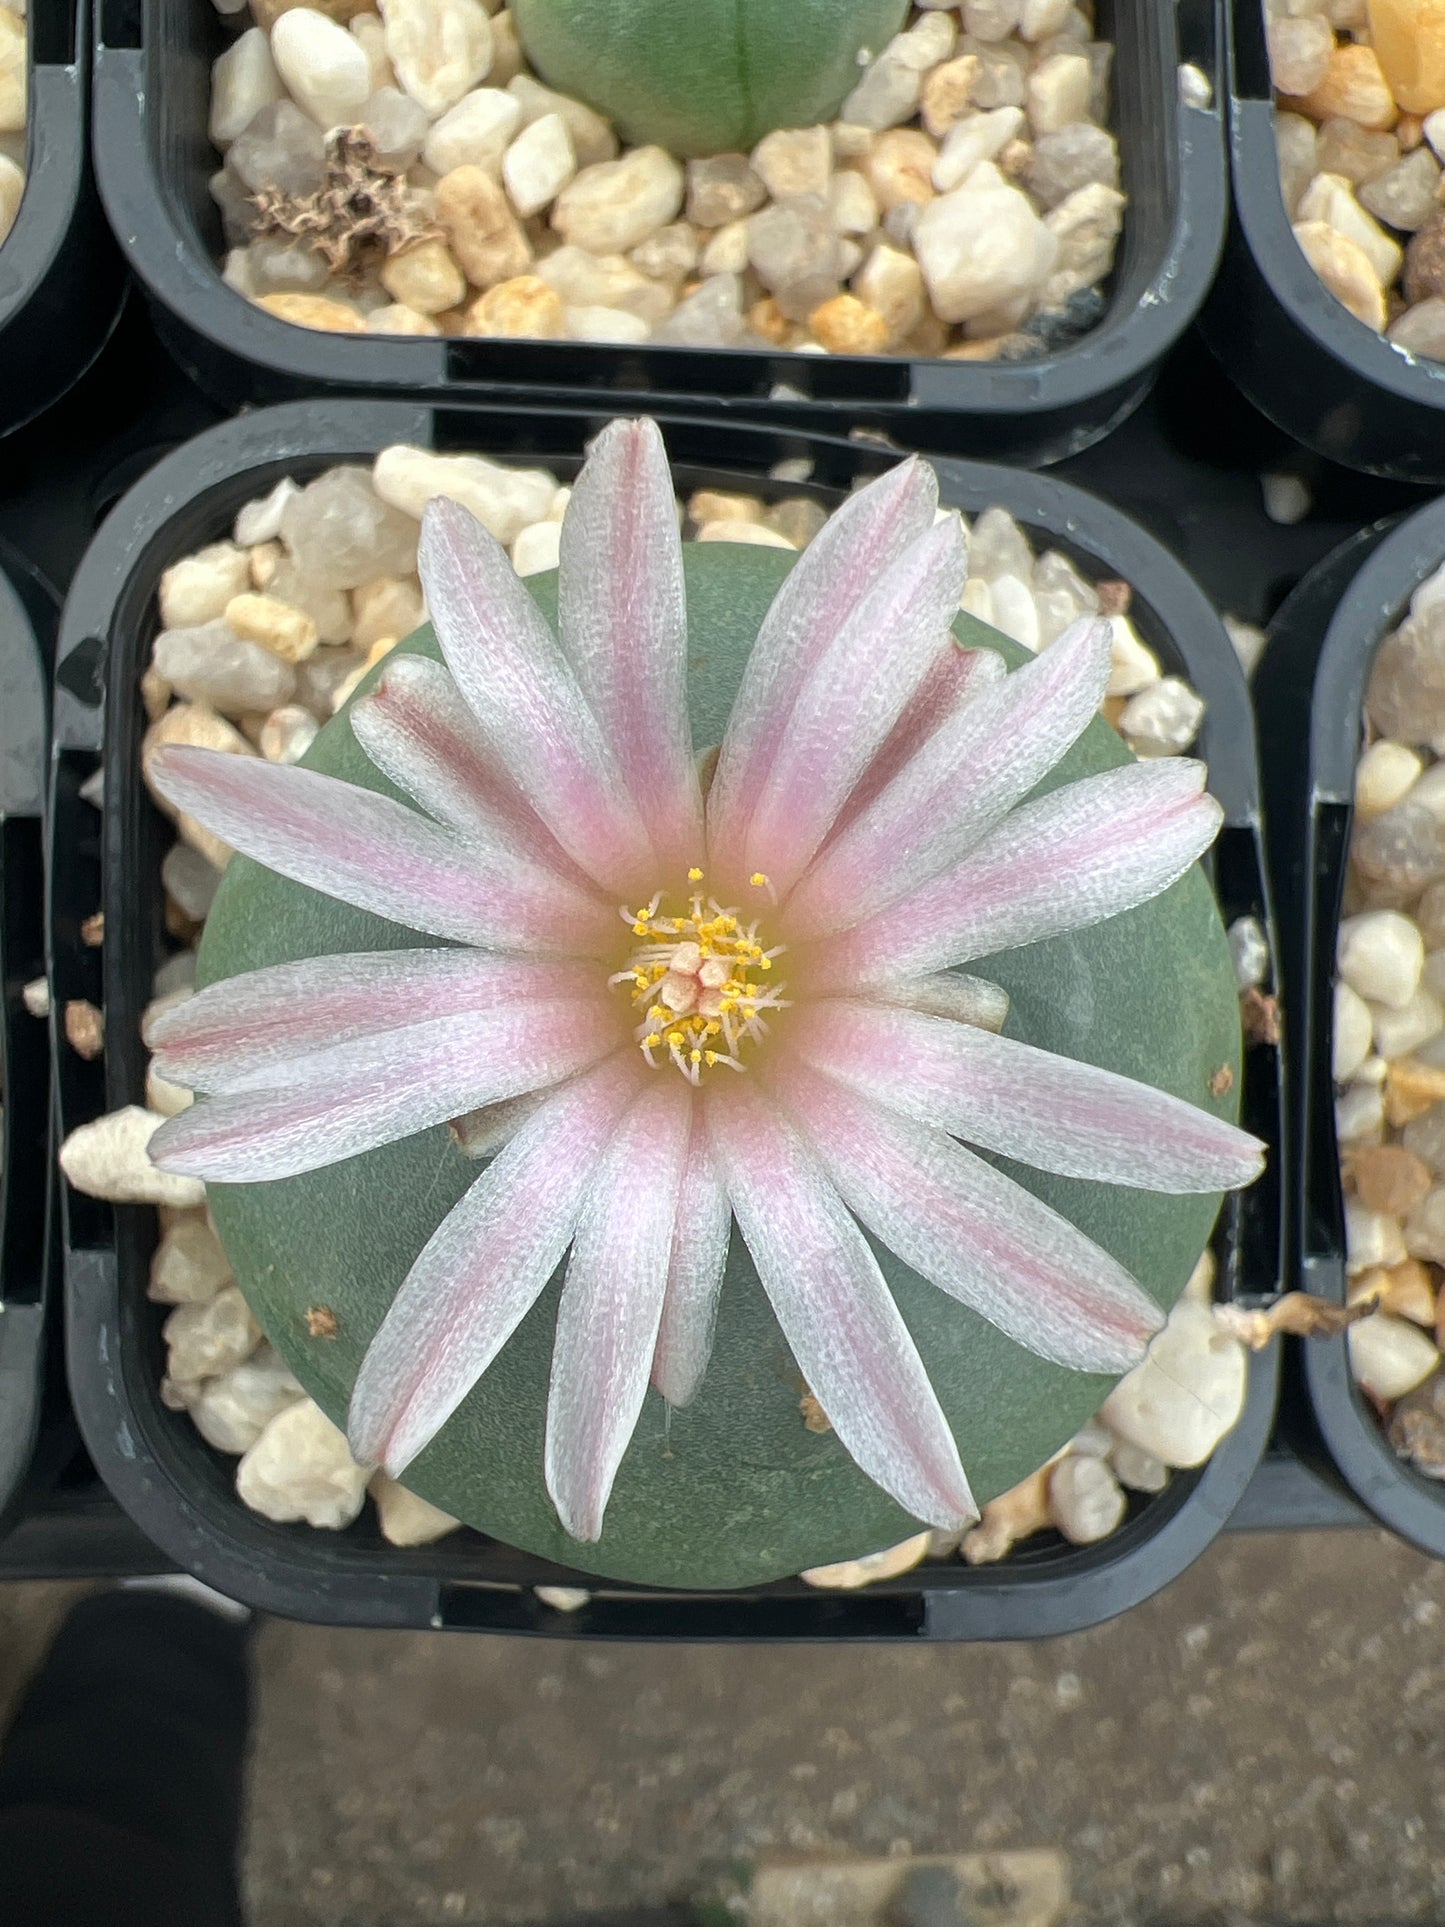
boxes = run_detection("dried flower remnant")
[249,129,442,280]
[144,420,1263,1545]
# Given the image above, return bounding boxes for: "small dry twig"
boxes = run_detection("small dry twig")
[249,129,441,280]
[1214,1292,1377,1351]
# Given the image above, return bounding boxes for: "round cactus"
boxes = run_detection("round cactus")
[510,0,911,157]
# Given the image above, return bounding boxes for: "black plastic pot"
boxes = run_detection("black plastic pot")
[1206,0,1445,483]
[0,1,123,436]
[53,400,1279,1636]
[1257,505,1445,1558]
[0,544,58,1533]
[93,0,1226,466]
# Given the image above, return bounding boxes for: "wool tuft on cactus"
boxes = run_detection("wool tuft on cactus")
[145,420,1263,1588]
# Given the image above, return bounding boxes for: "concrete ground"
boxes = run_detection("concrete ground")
[1,1528,1443,1925]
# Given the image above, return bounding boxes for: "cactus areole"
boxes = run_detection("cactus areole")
[510,0,912,156]
[146,423,1262,1590]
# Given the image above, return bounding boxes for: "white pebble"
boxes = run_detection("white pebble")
[21,977,48,1019]
[1373,988,1444,1060]
[534,1585,591,1612]
[1339,910,1425,1010]
[914,182,1059,323]
[234,478,301,548]
[1337,1080,1386,1144]
[381,0,494,116]
[1345,1199,1408,1274]
[1026,52,1092,136]
[372,444,556,545]
[159,543,252,630]
[148,1218,233,1306]
[989,572,1041,651]
[153,622,296,717]
[552,147,685,254]
[191,1347,306,1455]
[1119,677,1205,756]
[1228,915,1270,991]
[421,86,521,175]
[503,110,577,217]
[1100,1299,1248,1469]
[1347,1313,1440,1400]
[271,7,374,128]
[1104,614,1161,697]
[237,1398,371,1529]
[370,1472,461,1545]
[164,1284,261,1382]
[1335,980,1375,1082]
[59,1107,207,1208]
[1109,1439,1169,1493]
[1047,1454,1126,1544]
[933,106,1025,192]
[510,520,562,575]
[146,1066,195,1119]
[209,27,284,146]
[1356,740,1423,817]
[564,302,653,344]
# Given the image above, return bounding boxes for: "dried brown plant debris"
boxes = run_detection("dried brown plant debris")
[249,128,441,280]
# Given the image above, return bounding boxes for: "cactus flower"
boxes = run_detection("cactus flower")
[146,421,1263,1544]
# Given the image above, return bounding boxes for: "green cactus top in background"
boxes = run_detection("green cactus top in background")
[510,0,911,157]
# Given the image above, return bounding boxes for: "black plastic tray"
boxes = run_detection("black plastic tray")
[0,541,60,1533]
[92,0,1226,466]
[1205,0,1445,482]
[0,1,123,437]
[1256,505,1445,1557]
[51,398,1280,1637]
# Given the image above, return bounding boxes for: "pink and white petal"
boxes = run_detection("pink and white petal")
[780,1059,1162,1372]
[149,746,615,957]
[419,498,655,893]
[866,972,1009,1033]
[449,1089,549,1160]
[545,1078,695,1542]
[706,458,939,874]
[746,513,971,897]
[828,641,1006,842]
[817,759,1223,988]
[706,1080,977,1530]
[352,655,589,885]
[789,617,1112,938]
[148,995,618,1183]
[651,1115,731,1408]
[558,420,703,868]
[349,1055,643,1476]
[148,949,597,1093]
[795,999,1263,1193]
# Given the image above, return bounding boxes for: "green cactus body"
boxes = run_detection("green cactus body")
[199,544,1242,1590]
[510,0,911,157]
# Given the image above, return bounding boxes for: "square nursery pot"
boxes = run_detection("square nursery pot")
[1206,0,1445,483]
[0,1,123,436]
[52,401,1280,1637]
[1257,504,1445,1559]
[92,0,1226,466]
[0,543,62,1535]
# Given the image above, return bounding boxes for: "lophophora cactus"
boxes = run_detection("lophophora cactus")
[146,422,1261,1589]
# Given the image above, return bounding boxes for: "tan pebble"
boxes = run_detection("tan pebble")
[1386,1056,1445,1125]
[435,164,532,288]
[332,636,402,712]
[463,273,565,337]
[921,55,982,139]
[365,303,443,335]
[808,292,891,355]
[1352,1143,1435,1216]
[1356,739,1423,816]
[259,704,321,764]
[852,242,925,346]
[862,127,939,212]
[369,1471,461,1547]
[248,541,281,591]
[960,1464,1054,1565]
[352,575,425,651]
[748,296,798,345]
[688,490,763,526]
[1350,1256,1440,1326]
[59,1106,207,1209]
[142,704,254,871]
[696,520,797,549]
[253,293,366,333]
[250,0,372,24]
[380,238,467,315]
[224,592,319,664]
[1291,44,1399,132]
[64,1001,104,1061]
[1400,112,1426,151]
[944,336,1008,360]
[1292,220,1387,328]
[1370,0,1445,117]
[800,1531,932,1590]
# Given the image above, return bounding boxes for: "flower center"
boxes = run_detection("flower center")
[609,869,788,1085]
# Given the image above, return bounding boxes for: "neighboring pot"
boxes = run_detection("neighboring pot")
[53,401,1280,1636]
[0,544,58,1533]
[1257,505,1445,1558]
[91,0,1227,466]
[0,1,123,436]
[1206,0,1445,482]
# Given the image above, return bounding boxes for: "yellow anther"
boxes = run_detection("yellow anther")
[759,956,772,970]
[632,923,649,938]
[705,1051,719,1067]
[687,866,704,882]
[667,1030,684,1049]
[750,873,768,889]
[637,906,652,920]
[643,1033,661,1049]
